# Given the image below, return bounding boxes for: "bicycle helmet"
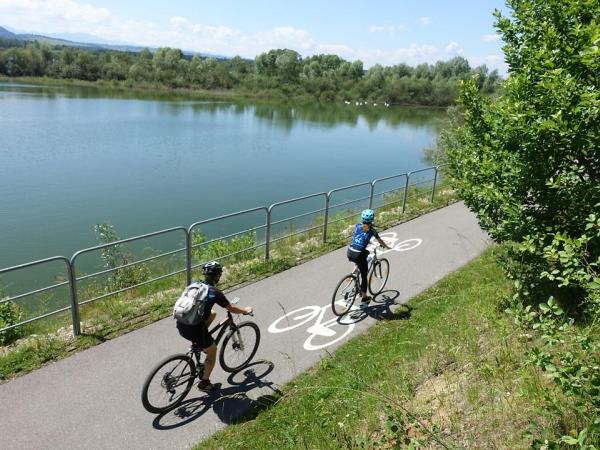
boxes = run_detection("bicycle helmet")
[361,209,375,224]
[202,261,223,277]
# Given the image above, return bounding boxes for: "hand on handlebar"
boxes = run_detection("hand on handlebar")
[243,306,254,316]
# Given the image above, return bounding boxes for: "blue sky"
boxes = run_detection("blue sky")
[0,0,509,73]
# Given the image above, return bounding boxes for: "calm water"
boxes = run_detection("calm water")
[0,82,444,269]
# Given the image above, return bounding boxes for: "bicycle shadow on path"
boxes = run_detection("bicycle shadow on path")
[152,360,282,430]
[342,290,412,323]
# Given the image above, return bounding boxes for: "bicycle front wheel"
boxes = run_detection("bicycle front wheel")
[369,258,390,295]
[141,354,196,414]
[219,321,261,372]
[332,274,359,316]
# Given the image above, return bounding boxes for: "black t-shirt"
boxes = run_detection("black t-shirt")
[200,281,230,321]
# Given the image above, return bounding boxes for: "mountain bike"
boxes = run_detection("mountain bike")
[331,246,390,316]
[141,299,260,414]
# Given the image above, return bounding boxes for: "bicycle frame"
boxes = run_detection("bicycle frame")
[351,246,380,280]
[184,311,237,373]
[208,311,236,345]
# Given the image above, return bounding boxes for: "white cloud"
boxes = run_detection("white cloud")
[482,33,500,42]
[169,16,189,30]
[0,0,507,74]
[445,41,464,55]
[393,43,437,59]
[0,0,111,26]
[417,16,431,26]
[470,54,508,75]
[368,24,407,33]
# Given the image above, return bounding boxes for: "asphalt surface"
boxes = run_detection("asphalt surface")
[0,202,489,449]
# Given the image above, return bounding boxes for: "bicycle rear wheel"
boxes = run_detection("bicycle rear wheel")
[141,354,196,414]
[332,274,359,316]
[369,258,390,295]
[219,321,261,372]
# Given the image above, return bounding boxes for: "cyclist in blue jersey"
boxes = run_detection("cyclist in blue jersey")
[347,209,391,305]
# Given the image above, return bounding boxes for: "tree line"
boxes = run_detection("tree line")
[0,40,500,106]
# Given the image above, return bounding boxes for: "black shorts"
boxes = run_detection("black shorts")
[176,321,215,349]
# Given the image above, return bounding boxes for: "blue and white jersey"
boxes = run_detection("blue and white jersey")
[349,224,380,251]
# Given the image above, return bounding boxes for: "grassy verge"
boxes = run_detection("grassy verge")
[198,246,583,449]
[0,184,457,381]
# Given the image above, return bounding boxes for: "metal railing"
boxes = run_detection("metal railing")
[0,164,447,337]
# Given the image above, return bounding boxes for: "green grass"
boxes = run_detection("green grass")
[197,246,576,449]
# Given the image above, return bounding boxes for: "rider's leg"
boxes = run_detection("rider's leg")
[357,251,370,300]
[200,343,217,385]
[206,309,216,327]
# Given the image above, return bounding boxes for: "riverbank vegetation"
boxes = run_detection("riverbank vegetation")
[440,0,600,446]
[0,38,500,106]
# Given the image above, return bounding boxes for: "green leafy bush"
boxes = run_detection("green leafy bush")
[444,0,600,445]
[444,0,600,310]
[0,285,24,345]
[94,223,150,291]
[192,230,258,266]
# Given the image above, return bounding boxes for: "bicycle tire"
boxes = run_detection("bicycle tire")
[141,353,196,414]
[332,274,359,316]
[369,258,390,295]
[219,321,260,372]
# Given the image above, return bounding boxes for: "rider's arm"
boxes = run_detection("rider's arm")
[377,237,391,249]
[213,287,253,315]
[372,229,391,249]
[226,304,253,315]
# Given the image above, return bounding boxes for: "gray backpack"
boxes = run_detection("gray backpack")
[172,282,210,325]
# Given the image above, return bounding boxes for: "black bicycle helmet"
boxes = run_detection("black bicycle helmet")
[202,260,223,277]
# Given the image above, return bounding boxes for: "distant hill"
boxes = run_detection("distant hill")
[0,26,15,39]
[0,25,228,59]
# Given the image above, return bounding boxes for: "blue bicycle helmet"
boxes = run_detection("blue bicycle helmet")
[361,209,375,224]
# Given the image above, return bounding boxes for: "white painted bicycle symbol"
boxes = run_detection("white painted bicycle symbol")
[268,236,423,351]
[369,233,422,255]
[268,303,356,351]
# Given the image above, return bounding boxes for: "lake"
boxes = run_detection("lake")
[0,81,445,270]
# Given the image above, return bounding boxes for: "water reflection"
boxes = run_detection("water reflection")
[0,80,443,269]
[0,81,445,134]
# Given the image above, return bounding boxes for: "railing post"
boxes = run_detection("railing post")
[402,173,411,214]
[431,166,439,203]
[323,193,330,243]
[265,208,272,260]
[186,229,192,285]
[368,182,375,209]
[67,259,81,336]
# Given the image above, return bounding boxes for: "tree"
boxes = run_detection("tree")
[129,48,153,82]
[444,0,600,310]
[255,49,301,83]
[153,47,183,83]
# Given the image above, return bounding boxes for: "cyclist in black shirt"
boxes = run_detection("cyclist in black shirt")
[347,209,391,305]
[176,261,253,391]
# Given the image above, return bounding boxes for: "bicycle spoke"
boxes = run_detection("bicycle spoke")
[368,258,389,295]
[332,274,358,316]
[142,355,195,413]
[220,322,260,372]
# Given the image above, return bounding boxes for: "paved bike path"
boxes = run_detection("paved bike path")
[0,202,489,449]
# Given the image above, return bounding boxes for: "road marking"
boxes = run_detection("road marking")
[369,232,422,255]
[268,303,356,350]
[267,235,423,351]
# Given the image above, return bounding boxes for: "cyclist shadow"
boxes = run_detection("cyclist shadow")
[342,290,412,323]
[152,360,282,430]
